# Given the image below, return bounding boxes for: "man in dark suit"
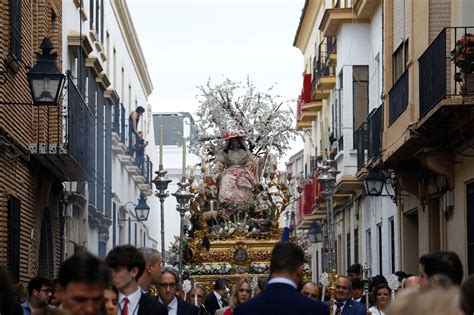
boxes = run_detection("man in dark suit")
[106,245,167,315]
[157,266,198,315]
[234,241,328,315]
[204,278,228,314]
[351,279,366,305]
[326,276,365,315]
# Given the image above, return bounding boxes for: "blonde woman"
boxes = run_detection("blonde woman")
[216,278,252,315]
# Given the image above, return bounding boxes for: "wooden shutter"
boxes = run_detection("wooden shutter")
[429,0,451,42]
[8,196,21,282]
[393,0,410,50]
[9,0,22,60]
[353,66,369,131]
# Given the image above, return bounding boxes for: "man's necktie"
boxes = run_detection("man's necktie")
[335,302,343,315]
[122,297,129,315]
[221,298,227,307]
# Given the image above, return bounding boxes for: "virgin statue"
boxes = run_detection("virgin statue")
[213,130,265,206]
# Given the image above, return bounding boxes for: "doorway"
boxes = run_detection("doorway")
[403,208,419,275]
[467,182,474,274]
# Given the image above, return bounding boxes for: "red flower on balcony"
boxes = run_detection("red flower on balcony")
[450,33,474,76]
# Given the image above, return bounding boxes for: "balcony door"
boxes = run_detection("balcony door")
[467,182,474,274]
[403,208,419,275]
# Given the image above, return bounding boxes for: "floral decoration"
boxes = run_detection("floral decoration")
[450,33,474,78]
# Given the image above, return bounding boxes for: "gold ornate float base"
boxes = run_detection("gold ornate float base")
[184,229,282,291]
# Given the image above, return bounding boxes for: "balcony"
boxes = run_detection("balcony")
[296,73,322,130]
[28,77,94,181]
[312,37,337,100]
[319,0,356,37]
[353,0,380,20]
[296,177,327,229]
[388,70,409,125]
[419,27,474,119]
[354,123,367,169]
[367,106,383,160]
[112,102,126,148]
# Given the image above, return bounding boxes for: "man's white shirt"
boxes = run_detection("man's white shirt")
[159,296,178,315]
[118,286,142,315]
[213,290,224,308]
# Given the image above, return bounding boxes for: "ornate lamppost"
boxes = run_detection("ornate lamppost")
[317,159,338,272]
[152,166,172,267]
[172,176,192,274]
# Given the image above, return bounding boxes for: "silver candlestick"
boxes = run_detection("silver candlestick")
[172,177,192,274]
[152,165,172,267]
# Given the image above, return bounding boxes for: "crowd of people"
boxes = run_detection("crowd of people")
[0,242,473,315]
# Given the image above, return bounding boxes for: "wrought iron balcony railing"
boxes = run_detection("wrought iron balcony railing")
[313,37,337,88]
[354,122,367,169]
[367,106,383,159]
[419,26,474,118]
[388,69,408,124]
[112,102,126,145]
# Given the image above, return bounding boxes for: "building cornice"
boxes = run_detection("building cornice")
[293,0,321,54]
[111,0,154,97]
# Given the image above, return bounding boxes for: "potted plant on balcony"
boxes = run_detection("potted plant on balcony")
[450,33,474,95]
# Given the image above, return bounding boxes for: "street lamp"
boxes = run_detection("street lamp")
[317,159,337,272]
[172,178,192,274]
[152,166,172,266]
[364,169,385,196]
[27,37,65,106]
[307,220,323,243]
[118,193,150,222]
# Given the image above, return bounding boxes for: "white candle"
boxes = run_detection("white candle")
[182,137,187,178]
[159,125,163,166]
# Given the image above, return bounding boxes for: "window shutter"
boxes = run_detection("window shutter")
[8,196,21,282]
[392,0,409,50]
[429,0,451,42]
[9,0,22,60]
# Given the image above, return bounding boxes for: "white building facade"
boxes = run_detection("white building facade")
[293,0,399,278]
[61,0,159,259]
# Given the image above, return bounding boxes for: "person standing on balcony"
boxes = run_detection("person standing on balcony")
[135,132,148,174]
[129,106,145,157]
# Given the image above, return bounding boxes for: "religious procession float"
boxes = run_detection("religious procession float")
[164,79,306,292]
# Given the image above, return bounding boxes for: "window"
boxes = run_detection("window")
[134,223,137,247]
[392,40,409,83]
[374,54,381,106]
[112,203,116,247]
[336,72,343,139]
[10,0,22,60]
[316,251,319,281]
[353,66,369,132]
[89,0,94,30]
[366,229,372,269]
[346,232,351,270]
[128,218,131,244]
[389,217,395,273]
[467,182,474,274]
[100,0,104,42]
[378,223,383,274]
[354,227,359,263]
[106,33,110,76]
[8,196,21,282]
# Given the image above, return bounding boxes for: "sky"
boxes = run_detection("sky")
[127,0,305,162]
